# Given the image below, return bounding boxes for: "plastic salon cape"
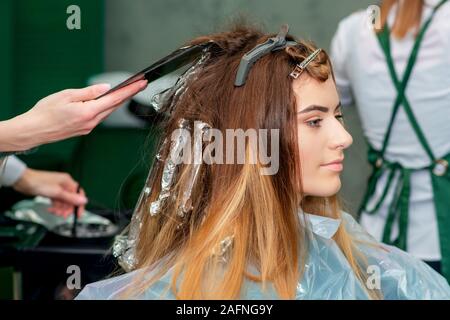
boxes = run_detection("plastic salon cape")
[76,211,450,300]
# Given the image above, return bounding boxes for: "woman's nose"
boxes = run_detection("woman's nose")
[331,126,353,150]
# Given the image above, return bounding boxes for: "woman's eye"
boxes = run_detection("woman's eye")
[335,114,344,123]
[306,118,323,128]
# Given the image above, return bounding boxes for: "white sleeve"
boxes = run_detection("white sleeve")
[330,19,354,106]
[0,155,27,187]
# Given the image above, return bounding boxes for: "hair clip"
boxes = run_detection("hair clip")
[289,48,322,79]
[234,24,297,87]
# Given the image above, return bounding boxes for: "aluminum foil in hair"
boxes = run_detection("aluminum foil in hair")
[177,121,211,218]
[149,87,170,113]
[150,49,211,115]
[111,44,212,270]
[113,170,151,271]
[155,138,168,162]
[113,118,198,270]
[113,234,137,271]
[112,137,168,271]
[212,235,235,263]
[149,119,191,216]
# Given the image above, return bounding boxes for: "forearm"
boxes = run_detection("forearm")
[0,114,41,153]
[0,81,147,153]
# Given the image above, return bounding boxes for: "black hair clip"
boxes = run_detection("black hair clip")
[96,40,219,99]
[234,24,297,87]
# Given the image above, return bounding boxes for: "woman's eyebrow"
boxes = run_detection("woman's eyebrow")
[298,102,341,114]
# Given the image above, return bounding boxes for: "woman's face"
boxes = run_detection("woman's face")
[293,76,353,197]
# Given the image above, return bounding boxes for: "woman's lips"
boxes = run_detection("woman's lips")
[321,162,343,172]
[323,163,344,172]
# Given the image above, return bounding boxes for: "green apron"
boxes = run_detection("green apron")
[358,0,450,282]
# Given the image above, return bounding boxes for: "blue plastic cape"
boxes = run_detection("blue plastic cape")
[76,211,450,300]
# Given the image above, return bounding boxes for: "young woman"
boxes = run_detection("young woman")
[331,0,450,280]
[76,24,450,299]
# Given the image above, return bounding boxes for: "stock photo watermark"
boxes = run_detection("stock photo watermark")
[66,265,81,290]
[66,5,81,30]
[366,5,382,30]
[366,265,381,290]
[168,121,280,176]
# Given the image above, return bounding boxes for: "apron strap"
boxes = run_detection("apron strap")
[376,0,447,163]
[381,167,411,250]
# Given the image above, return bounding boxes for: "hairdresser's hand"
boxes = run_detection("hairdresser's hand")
[13,168,87,218]
[2,80,148,152]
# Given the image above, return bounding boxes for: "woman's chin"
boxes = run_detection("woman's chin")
[327,177,342,195]
[305,178,341,197]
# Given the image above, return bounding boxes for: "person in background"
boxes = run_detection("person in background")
[1,155,86,218]
[330,0,450,281]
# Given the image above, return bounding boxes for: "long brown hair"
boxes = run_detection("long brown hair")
[379,0,424,38]
[122,25,381,299]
